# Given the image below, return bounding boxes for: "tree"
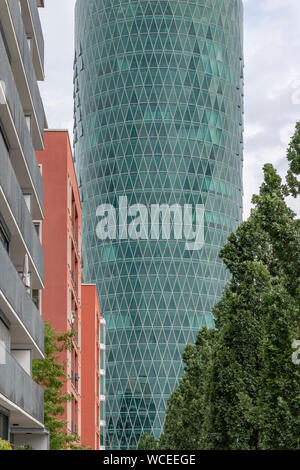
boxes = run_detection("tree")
[138,328,216,450]
[258,284,300,449]
[159,328,216,450]
[252,141,300,448]
[138,434,159,451]
[205,158,300,449]
[139,122,300,450]
[204,267,268,449]
[32,322,84,450]
[284,121,300,198]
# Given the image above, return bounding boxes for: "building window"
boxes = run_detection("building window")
[27,36,33,55]
[100,427,105,448]
[32,289,40,311]
[25,115,31,135]
[0,411,9,441]
[0,122,9,153]
[100,320,106,345]
[100,404,105,422]
[0,315,10,352]
[100,377,105,396]
[0,216,10,253]
[23,194,32,214]
[34,222,41,238]
[100,350,105,371]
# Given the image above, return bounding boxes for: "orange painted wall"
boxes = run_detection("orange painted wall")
[36,130,82,436]
[81,285,101,450]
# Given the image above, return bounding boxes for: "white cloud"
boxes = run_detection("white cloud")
[39,0,300,219]
[244,124,265,139]
[39,0,76,141]
[243,0,300,218]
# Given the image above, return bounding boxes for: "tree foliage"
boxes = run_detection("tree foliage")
[139,123,300,450]
[0,439,12,450]
[159,328,216,450]
[32,322,85,450]
[138,434,160,451]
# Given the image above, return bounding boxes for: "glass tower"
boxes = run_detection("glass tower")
[74,0,244,450]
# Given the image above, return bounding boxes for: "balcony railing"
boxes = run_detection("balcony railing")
[69,213,80,254]
[0,241,44,354]
[28,0,45,70]
[7,0,45,139]
[0,344,44,424]
[0,27,43,213]
[70,269,78,296]
[0,132,44,281]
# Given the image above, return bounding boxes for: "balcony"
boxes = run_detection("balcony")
[0,132,44,285]
[0,241,44,358]
[0,343,44,427]
[0,0,45,150]
[0,27,43,220]
[22,0,45,80]
[70,269,78,297]
[69,212,80,257]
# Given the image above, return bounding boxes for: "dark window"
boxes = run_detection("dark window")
[32,289,40,310]
[0,122,9,153]
[0,216,10,253]
[34,222,40,237]
[0,411,9,441]
[0,315,10,351]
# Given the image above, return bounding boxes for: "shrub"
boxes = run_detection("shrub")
[0,439,12,450]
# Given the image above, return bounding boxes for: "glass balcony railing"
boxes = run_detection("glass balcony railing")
[0,241,44,354]
[7,0,45,138]
[0,132,44,281]
[28,0,45,70]
[0,343,44,424]
[0,27,43,212]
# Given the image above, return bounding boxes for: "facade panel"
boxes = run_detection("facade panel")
[74,0,244,449]
[81,284,106,450]
[36,130,82,438]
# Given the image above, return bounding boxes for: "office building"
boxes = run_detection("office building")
[74,0,244,449]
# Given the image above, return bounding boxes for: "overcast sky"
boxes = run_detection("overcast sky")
[39,0,300,219]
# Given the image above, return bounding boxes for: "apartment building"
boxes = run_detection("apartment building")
[81,284,106,450]
[0,0,48,449]
[36,129,82,438]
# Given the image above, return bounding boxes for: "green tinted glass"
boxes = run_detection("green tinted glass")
[74,0,244,450]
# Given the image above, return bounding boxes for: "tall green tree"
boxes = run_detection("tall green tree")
[204,264,269,449]
[160,328,216,450]
[32,322,83,450]
[253,134,300,449]
[258,284,300,449]
[138,328,216,451]
[284,121,300,198]
[139,122,300,451]
[205,158,300,449]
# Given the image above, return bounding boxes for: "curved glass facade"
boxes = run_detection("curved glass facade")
[74,0,244,450]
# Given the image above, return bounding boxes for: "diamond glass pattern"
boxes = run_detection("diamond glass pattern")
[74,0,244,450]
